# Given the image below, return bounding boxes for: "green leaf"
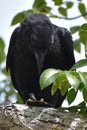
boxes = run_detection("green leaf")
[85,40,87,58]
[11,10,33,25]
[51,83,58,95]
[42,6,51,14]
[60,101,87,113]
[82,88,87,102]
[70,71,80,78]
[59,106,78,113]
[49,14,58,18]
[0,37,5,63]
[78,3,86,14]
[65,71,80,90]
[77,101,86,109]
[52,0,62,6]
[78,82,84,90]
[33,0,46,12]
[71,59,87,70]
[74,39,81,53]
[11,12,25,25]
[79,24,87,44]
[17,94,23,103]
[67,106,78,112]
[70,26,80,34]
[67,88,77,105]
[58,7,67,16]
[0,37,5,50]
[2,68,10,76]
[33,0,46,8]
[66,2,73,9]
[79,108,87,114]
[79,72,87,90]
[55,72,69,96]
[78,72,87,102]
[39,68,60,90]
[33,0,51,13]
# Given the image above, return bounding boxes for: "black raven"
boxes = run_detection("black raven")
[6,14,75,108]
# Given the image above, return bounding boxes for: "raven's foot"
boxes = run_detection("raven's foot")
[26,93,51,107]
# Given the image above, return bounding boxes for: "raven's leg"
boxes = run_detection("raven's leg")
[26,93,52,107]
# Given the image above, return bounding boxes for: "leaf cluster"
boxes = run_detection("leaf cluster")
[40,59,87,113]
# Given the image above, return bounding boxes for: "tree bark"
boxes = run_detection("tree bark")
[0,103,87,130]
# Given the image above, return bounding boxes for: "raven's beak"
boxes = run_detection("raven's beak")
[35,50,47,75]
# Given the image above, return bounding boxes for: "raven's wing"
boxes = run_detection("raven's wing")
[6,27,20,90]
[54,25,75,69]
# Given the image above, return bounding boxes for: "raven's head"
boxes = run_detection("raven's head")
[21,14,54,74]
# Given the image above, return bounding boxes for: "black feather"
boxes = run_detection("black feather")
[6,14,75,108]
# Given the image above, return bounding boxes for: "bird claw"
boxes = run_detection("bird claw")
[26,98,51,107]
[26,93,51,107]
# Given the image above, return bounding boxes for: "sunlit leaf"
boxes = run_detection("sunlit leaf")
[51,83,58,95]
[33,0,46,9]
[55,72,69,96]
[70,71,80,77]
[71,59,87,70]
[11,12,25,25]
[79,72,87,90]
[33,0,46,12]
[65,71,80,90]
[39,68,60,90]
[33,0,51,13]
[11,10,33,25]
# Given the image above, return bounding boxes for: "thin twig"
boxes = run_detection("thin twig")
[51,12,87,20]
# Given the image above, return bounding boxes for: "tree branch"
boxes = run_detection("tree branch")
[0,103,87,130]
[53,12,87,20]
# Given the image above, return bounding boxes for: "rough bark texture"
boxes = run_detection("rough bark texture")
[0,103,87,130]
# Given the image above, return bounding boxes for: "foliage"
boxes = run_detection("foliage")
[40,60,87,102]
[0,0,87,113]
